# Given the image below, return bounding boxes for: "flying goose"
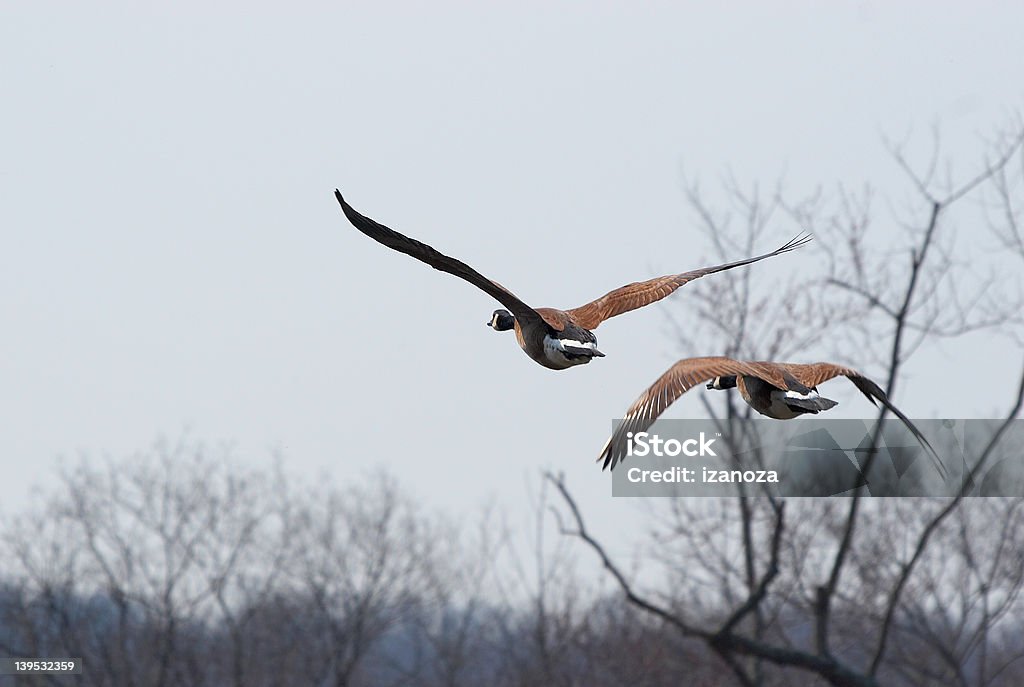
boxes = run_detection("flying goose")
[598,356,945,476]
[335,191,811,370]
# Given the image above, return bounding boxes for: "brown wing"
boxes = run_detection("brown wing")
[598,356,763,470]
[741,361,806,390]
[567,233,812,330]
[335,191,543,328]
[535,308,577,332]
[779,362,947,478]
[777,362,860,389]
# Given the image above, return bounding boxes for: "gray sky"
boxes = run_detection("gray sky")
[2,3,1022,548]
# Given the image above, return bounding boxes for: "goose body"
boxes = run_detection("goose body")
[514,307,605,370]
[712,374,839,418]
[336,191,810,370]
[600,356,944,477]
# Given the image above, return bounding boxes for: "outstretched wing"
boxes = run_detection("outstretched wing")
[335,191,543,328]
[782,362,947,478]
[598,356,762,470]
[567,234,812,331]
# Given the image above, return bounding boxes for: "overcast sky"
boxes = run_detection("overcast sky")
[2,3,1023,551]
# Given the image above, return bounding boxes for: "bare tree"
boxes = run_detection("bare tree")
[550,119,1024,687]
[396,507,506,687]
[282,471,428,687]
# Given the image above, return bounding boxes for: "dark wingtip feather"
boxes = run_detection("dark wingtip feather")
[849,375,947,479]
[775,232,814,254]
[597,437,620,471]
[598,449,612,471]
[333,191,390,239]
[334,189,357,219]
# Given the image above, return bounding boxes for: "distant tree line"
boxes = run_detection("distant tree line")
[1,440,1023,686]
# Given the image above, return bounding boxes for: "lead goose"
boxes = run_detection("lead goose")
[598,356,945,476]
[335,191,810,370]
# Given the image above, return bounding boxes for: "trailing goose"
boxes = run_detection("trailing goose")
[335,191,810,370]
[598,356,945,476]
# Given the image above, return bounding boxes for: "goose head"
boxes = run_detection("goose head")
[487,309,516,331]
